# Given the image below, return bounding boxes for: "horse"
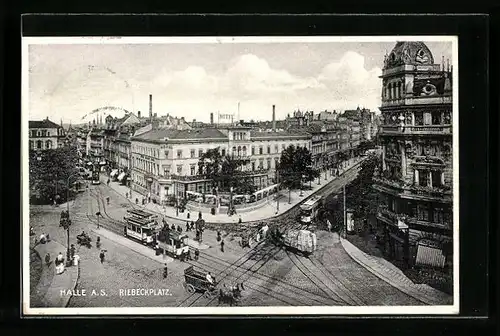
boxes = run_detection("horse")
[218,282,245,306]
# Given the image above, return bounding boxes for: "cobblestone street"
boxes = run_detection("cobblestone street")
[28,160,437,308]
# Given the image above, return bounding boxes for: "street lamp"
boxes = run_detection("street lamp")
[300,174,305,197]
[60,172,80,266]
[228,186,234,216]
[275,169,280,214]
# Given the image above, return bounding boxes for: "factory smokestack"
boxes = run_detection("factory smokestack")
[210,112,214,125]
[137,111,141,118]
[149,94,153,121]
[272,105,276,131]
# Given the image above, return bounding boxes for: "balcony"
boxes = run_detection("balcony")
[373,176,405,190]
[406,184,452,198]
[381,95,452,107]
[380,124,452,136]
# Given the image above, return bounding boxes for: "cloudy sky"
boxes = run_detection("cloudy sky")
[27,39,452,124]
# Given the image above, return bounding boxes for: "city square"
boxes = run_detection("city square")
[25,37,455,312]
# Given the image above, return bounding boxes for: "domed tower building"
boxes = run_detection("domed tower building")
[373,41,453,272]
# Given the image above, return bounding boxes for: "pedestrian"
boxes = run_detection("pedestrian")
[220,240,225,253]
[107,178,110,186]
[171,224,176,231]
[216,230,221,242]
[190,221,195,231]
[99,250,105,264]
[186,222,190,232]
[45,253,51,267]
[125,192,128,198]
[194,249,200,261]
[106,196,110,205]
[163,264,168,279]
[39,233,46,244]
[30,227,35,236]
[177,225,182,233]
[238,217,242,224]
[135,198,139,204]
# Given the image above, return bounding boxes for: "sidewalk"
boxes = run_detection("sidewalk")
[32,240,80,307]
[340,237,453,305]
[105,157,364,225]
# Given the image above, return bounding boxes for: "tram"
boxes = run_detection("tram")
[123,215,156,245]
[299,196,323,224]
[156,230,190,259]
[91,170,101,185]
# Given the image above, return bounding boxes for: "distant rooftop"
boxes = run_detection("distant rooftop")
[29,119,61,129]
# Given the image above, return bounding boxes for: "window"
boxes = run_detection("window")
[47,132,50,136]
[232,146,236,155]
[190,149,195,158]
[432,171,442,187]
[414,112,424,126]
[259,159,264,169]
[237,146,241,156]
[431,111,442,125]
[274,158,279,169]
[419,170,429,186]
[45,140,52,149]
[29,140,34,149]
[423,112,432,125]
[221,148,226,156]
[282,144,286,151]
[259,147,263,155]
[267,158,271,170]
[275,145,278,153]
[251,146,255,155]
[251,162,255,171]
[198,149,203,158]
[190,165,196,175]
[177,150,182,159]
[242,146,247,156]
[36,140,42,149]
[417,204,430,221]
[433,206,445,224]
[176,165,182,174]
[267,146,271,154]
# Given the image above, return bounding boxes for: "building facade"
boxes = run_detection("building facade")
[28,118,66,150]
[372,41,453,271]
[130,127,311,204]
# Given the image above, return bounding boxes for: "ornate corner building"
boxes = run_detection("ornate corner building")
[373,42,453,271]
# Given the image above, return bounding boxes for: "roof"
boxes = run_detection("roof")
[29,119,61,129]
[133,128,227,142]
[250,130,310,139]
[385,41,435,69]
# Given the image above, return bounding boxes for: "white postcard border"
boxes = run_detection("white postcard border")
[22,35,459,316]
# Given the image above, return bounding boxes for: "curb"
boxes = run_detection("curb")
[109,159,365,227]
[64,263,80,308]
[340,237,452,305]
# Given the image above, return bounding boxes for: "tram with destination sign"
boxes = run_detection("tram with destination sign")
[126,208,158,221]
[91,169,101,185]
[123,215,156,245]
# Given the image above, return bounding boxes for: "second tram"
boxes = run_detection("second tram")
[299,196,323,224]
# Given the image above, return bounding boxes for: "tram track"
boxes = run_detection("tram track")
[196,251,343,306]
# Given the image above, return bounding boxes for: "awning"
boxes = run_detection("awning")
[117,172,126,182]
[415,243,446,268]
[110,169,119,177]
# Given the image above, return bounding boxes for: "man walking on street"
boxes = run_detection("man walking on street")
[99,250,105,264]
[163,264,168,279]
[220,239,225,253]
[194,249,200,261]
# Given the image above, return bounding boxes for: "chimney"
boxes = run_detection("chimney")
[272,105,276,131]
[210,112,214,125]
[149,94,153,121]
[137,111,141,118]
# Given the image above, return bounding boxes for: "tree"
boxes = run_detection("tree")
[29,147,80,204]
[197,147,251,193]
[278,145,319,194]
[345,153,381,232]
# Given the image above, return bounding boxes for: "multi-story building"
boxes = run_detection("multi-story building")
[28,118,66,150]
[86,127,105,162]
[372,41,453,271]
[130,124,311,204]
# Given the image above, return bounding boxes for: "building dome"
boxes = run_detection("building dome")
[384,41,434,69]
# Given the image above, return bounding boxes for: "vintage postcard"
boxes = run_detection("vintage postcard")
[22,36,459,315]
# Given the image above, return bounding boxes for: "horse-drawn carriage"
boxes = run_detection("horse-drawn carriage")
[183,266,245,306]
[183,265,218,298]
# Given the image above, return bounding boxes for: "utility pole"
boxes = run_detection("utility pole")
[276,170,280,214]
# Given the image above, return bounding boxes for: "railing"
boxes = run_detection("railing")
[380,124,452,135]
[405,215,453,230]
[407,184,452,197]
[381,95,452,107]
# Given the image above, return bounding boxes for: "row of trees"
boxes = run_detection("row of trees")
[29,147,80,204]
[195,145,323,196]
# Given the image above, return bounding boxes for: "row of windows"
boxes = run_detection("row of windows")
[132,144,160,158]
[29,140,56,149]
[30,129,64,138]
[384,196,451,224]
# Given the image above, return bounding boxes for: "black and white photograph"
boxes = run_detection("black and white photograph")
[22,36,458,315]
